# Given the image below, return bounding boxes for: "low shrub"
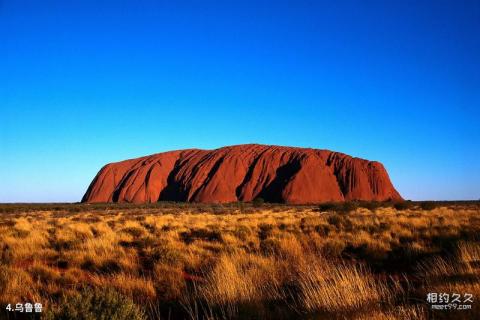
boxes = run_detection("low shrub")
[44,287,146,320]
[121,227,145,237]
[233,225,251,241]
[252,197,265,207]
[317,202,358,214]
[316,202,338,212]
[420,201,436,211]
[394,201,414,211]
[180,228,223,244]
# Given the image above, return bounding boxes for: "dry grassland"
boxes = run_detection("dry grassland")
[0,202,479,319]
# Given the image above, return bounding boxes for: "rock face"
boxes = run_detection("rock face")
[82,144,402,204]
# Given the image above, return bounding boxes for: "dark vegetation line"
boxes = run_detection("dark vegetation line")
[0,200,479,214]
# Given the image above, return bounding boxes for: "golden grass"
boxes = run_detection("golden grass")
[296,260,390,312]
[0,203,479,319]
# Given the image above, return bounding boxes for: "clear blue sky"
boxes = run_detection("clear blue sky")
[1,0,479,202]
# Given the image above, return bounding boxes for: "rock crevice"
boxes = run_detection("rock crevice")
[82,144,402,204]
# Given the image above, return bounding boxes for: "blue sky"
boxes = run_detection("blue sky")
[1,0,479,202]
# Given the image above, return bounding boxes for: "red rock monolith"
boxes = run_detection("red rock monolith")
[82,144,402,204]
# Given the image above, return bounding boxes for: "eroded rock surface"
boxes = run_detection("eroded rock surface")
[82,144,402,204]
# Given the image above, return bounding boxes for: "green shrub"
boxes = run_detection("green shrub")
[420,201,436,211]
[317,202,358,214]
[317,202,337,212]
[393,201,414,211]
[359,201,382,211]
[252,197,265,207]
[45,287,146,320]
[340,201,358,213]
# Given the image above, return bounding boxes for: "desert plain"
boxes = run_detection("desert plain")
[1,201,479,319]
